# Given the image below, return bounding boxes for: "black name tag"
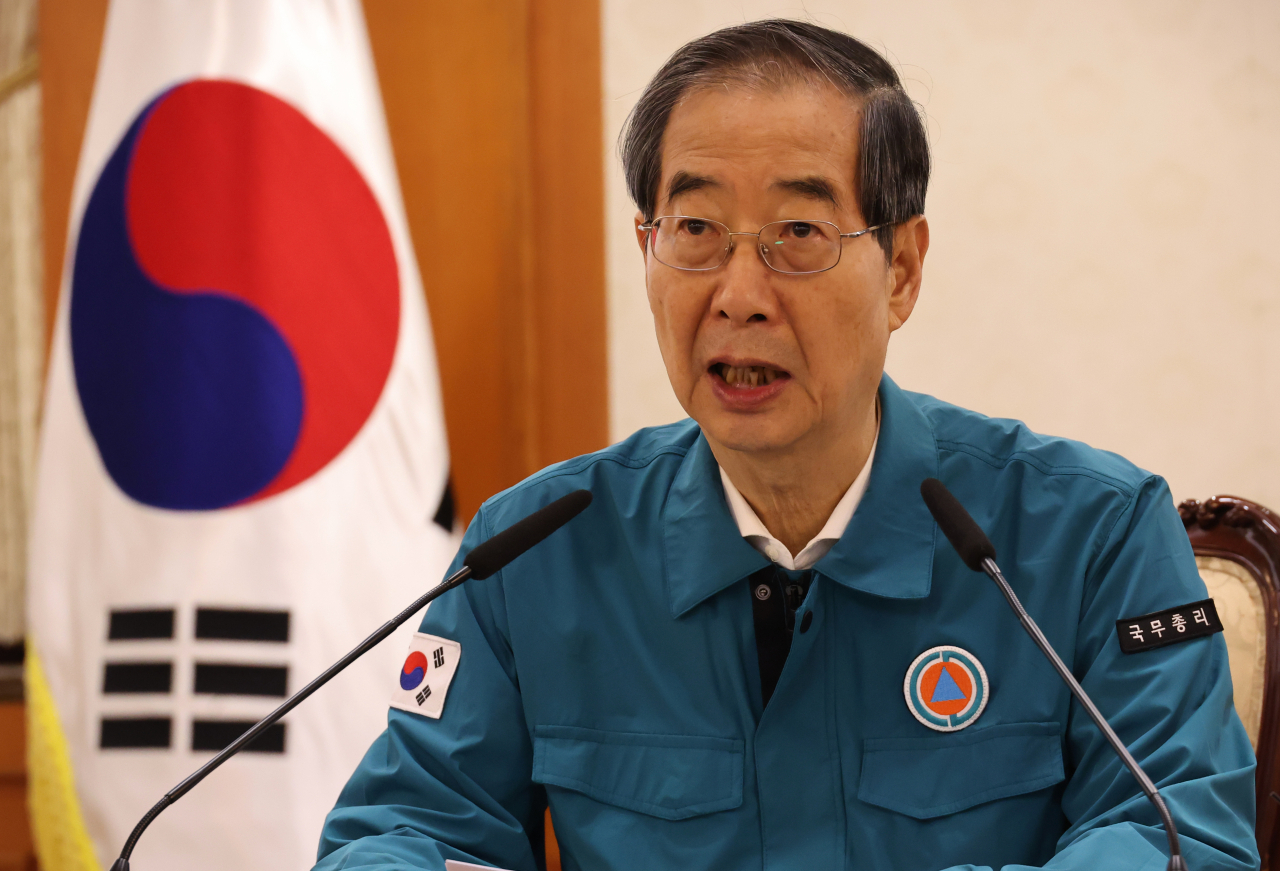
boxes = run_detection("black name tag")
[1115,598,1223,654]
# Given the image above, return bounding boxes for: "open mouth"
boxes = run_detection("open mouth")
[710,362,789,388]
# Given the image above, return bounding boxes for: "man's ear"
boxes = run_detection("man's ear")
[634,213,649,258]
[887,215,929,332]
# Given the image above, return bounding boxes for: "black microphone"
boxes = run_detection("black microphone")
[110,488,593,871]
[919,478,1187,871]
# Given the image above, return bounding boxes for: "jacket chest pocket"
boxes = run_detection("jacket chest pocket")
[532,725,744,820]
[858,722,1065,819]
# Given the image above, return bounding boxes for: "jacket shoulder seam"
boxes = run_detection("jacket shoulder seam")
[485,444,690,511]
[935,439,1137,496]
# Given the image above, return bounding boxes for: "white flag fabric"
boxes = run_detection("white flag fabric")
[26,1,454,869]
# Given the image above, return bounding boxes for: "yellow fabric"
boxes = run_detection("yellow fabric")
[25,642,102,871]
[1197,556,1267,749]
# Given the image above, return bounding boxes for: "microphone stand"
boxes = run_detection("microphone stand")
[978,555,1187,871]
[109,564,473,871]
[109,487,593,870]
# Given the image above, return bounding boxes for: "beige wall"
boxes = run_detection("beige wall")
[604,0,1280,508]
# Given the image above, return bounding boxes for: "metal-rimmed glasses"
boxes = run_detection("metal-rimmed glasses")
[639,215,890,275]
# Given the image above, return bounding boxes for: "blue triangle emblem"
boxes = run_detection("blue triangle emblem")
[930,666,967,703]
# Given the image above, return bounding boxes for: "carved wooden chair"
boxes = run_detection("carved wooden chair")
[1180,496,1280,868]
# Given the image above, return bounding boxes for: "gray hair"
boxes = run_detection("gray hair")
[619,20,930,261]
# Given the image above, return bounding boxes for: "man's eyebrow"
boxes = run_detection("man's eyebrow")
[665,171,719,205]
[773,176,841,209]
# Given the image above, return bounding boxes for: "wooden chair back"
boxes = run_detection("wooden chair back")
[1180,495,1280,868]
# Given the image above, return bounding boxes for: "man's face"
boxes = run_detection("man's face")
[638,82,925,459]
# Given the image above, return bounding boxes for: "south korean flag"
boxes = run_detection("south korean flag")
[25,1,455,868]
[391,634,461,719]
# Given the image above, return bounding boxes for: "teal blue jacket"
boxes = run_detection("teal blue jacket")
[315,376,1259,871]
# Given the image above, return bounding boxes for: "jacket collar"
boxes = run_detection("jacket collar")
[662,374,938,617]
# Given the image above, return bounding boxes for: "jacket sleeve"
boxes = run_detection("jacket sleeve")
[944,477,1260,871]
[313,506,546,871]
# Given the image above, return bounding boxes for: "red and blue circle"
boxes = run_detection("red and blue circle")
[400,651,428,691]
[70,80,400,510]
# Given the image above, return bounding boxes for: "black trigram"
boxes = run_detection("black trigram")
[100,606,290,753]
[432,647,445,668]
[415,685,433,706]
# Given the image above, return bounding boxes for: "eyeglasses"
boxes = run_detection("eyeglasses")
[639,215,890,275]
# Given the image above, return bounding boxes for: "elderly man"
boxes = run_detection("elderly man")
[315,20,1258,871]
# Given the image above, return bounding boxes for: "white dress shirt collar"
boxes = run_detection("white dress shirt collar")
[719,423,879,571]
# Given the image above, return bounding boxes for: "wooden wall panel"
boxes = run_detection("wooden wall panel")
[527,0,609,471]
[39,0,108,352]
[0,702,31,871]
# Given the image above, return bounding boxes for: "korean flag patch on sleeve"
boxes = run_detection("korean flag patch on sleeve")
[391,633,461,719]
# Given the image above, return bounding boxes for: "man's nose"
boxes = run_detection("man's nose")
[714,237,780,326]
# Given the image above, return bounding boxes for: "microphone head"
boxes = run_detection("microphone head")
[464,489,593,580]
[920,478,996,571]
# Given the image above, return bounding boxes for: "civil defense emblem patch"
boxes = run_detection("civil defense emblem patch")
[904,645,989,732]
